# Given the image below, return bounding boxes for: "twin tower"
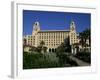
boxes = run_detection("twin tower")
[32,21,76,33]
[32,20,78,47]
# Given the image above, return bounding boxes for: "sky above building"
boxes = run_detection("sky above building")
[23,10,91,35]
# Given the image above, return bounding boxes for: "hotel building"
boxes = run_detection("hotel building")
[24,21,79,52]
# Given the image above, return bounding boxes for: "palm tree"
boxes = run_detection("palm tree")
[79,28,91,50]
[79,32,86,48]
[38,40,46,53]
[64,36,71,52]
[40,40,45,47]
[56,43,65,53]
[56,36,71,53]
[85,28,90,46]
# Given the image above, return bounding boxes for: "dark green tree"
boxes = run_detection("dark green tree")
[37,40,47,53]
[79,28,91,47]
[56,36,71,53]
[64,36,71,52]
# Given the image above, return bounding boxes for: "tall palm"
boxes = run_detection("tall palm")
[40,40,45,53]
[40,40,45,47]
[64,36,71,52]
[56,36,71,53]
[79,28,90,47]
[85,28,90,46]
[79,32,86,48]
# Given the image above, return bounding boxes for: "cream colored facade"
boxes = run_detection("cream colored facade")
[24,21,79,52]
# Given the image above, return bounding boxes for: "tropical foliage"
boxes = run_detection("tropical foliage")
[79,28,91,47]
[56,36,71,53]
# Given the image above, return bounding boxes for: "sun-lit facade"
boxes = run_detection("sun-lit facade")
[24,21,79,52]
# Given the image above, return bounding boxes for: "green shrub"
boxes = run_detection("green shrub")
[23,52,59,69]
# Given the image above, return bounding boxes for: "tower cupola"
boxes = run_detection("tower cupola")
[33,21,40,32]
[70,20,76,31]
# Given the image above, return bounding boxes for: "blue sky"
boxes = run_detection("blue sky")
[23,10,91,35]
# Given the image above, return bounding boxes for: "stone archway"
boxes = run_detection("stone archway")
[49,48,51,52]
[52,48,55,53]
